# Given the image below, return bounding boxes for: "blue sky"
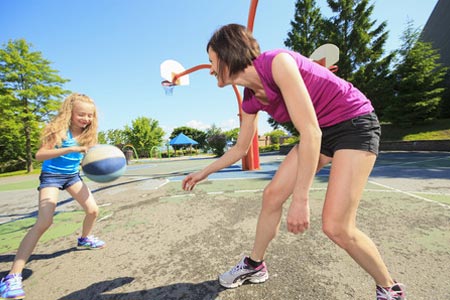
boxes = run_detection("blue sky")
[1,0,438,139]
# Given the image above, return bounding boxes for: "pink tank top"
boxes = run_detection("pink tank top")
[242,49,374,127]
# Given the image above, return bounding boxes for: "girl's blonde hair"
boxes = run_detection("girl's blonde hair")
[40,93,98,147]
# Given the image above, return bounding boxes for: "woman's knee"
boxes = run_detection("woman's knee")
[322,221,355,249]
[262,185,286,211]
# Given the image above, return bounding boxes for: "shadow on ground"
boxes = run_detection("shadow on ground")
[59,278,224,300]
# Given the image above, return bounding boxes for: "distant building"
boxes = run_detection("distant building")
[420,0,450,115]
[420,0,450,69]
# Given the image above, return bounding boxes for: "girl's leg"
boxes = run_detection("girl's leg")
[250,146,331,261]
[10,187,59,274]
[66,181,99,237]
[322,149,394,287]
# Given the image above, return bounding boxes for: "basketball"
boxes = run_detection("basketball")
[81,144,126,183]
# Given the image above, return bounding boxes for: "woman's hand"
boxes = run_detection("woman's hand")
[286,198,310,234]
[182,171,206,191]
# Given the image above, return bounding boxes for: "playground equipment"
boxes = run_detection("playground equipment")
[160,0,339,171]
[160,0,261,171]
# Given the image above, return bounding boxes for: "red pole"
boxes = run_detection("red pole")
[168,0,262,171]
[232,85,260,170]
[244,0,261,170]
[172,64,211,84]
[247,0,259,32]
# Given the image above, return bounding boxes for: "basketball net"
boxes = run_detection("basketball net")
[161,80,175,96]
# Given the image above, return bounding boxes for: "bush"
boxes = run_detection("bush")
[259,144,280,153]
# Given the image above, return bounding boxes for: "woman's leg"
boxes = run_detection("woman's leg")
[322,149,394,287]
[67,181,98,237]
[10,187,59,274]
[250,147,331,261]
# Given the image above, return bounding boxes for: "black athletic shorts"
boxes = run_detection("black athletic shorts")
[320,112,381,157]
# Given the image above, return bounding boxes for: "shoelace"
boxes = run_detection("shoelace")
[3,275,22,291]
[376,286,404,300]
[86,235,100,243]
[230,262,246,275]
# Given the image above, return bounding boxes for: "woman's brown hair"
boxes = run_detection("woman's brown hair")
[207,24,260,81]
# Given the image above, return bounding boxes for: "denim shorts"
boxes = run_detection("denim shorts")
[38,172,83,191]
[320,112,381,157]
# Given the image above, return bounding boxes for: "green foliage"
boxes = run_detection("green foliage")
[277,0,392,133]
[267,119,299,137]
[265,129,287,144]
[204,124,223,152]
[282,137,299,145]
[284,0,327,56]
[223,128,240,143]
[380,119,450,141]
[259,144,280,153]
[98,128,127,146]
[124,116,165,157]
[207,134,227,157]
[170,126,207,150]
[326,0,390,82]
[0,39,69,172]
[384,22,448,126]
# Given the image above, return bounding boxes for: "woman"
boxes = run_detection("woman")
[182,24,405,299]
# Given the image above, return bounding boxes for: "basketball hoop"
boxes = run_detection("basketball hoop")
[161,80,175,96]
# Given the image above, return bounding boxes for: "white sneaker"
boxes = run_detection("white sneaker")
[218,256,269,289]
[376,281,406,300]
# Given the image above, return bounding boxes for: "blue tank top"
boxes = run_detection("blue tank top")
[41,131,84,174]
[242,49,374,127]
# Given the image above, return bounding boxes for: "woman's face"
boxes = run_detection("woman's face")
[208,47,228,87]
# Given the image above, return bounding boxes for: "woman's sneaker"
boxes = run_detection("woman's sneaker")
[77,235,105,249]
[218,256,269,288]
[376,281,406,300]
[0,274,25,299]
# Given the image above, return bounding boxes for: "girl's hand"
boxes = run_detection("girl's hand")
[182,171,206,191]
[286,199,310,234]
[73,146,88,154]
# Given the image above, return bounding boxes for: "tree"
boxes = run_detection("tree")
[277,0,326,136]
[207,134,227,157]
[170,126,207,150]
[267,118,299,137]
[202,124,227,155]
[265,129,288,145]
[98,129,127,146]
[280,0,392,134]
[384,21,447,126]
[326,0,390,82]
[223,128,239,144]
[0,39,69,172]
[124,117,165,157]
[284,0,327,56]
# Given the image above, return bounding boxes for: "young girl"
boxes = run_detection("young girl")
[181,24,406,299]
[0,93,105,299]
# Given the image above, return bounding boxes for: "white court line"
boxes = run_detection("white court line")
[98,213,113,222]
[373,156,450,168]
[369,180,450,209]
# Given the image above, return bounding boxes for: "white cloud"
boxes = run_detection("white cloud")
[186,120,211,131]
[219,118,239,131]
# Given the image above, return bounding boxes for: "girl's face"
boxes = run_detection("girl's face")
[71,101,95,130]
[208,48,228,87]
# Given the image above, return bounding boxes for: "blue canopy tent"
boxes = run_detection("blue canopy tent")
[169,133,198,155]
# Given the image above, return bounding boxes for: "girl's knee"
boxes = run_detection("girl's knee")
[84,204,99,218]
[34,218,53,233]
